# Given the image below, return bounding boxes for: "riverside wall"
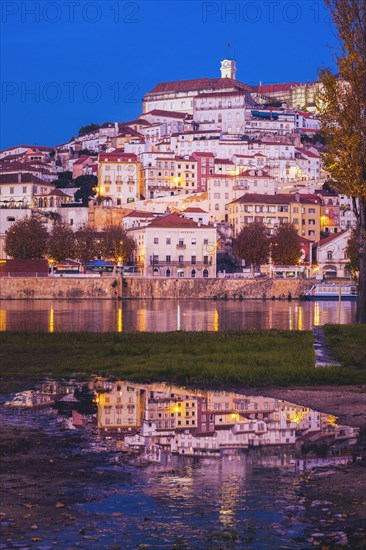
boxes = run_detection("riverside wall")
[0,276,314,300]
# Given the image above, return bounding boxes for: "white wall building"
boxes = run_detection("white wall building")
[130,211,217,278]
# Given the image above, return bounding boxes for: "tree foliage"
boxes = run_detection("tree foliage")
[47,222,75,262]
[74,175,98,205]
[73,224,99,264]
[78,123,101,137]
[346,227,360,277]
[317,0,366,322]
[51,171,73,189]
[99,224,136,263]
[5,217,48,259]
[271,223,302,266]
[235,222,270,269]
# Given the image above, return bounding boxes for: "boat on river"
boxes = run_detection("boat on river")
[304,283,358,301]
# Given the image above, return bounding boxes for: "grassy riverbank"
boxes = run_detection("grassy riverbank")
[1,327,365,387]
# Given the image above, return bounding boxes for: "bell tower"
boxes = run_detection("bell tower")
[220,59,237,80]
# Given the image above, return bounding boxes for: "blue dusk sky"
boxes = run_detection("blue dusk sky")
[0,0,337,149]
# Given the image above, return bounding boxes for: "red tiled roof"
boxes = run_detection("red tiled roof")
[0,145,54,153]
[146,212,210,229]
[124,209,155,218]
[0,173,52,184]
[295,147,320,158]
[316,230,348,246]
[99,152,138,162]
[240,169,272,178]
[230,193,320,205]
[256,83,300,94]
[214,158,235,165]
[183,207,208,213]
[147,78,252,95]
[143,109,188,119]
[192,152,215,158]
[47,189,69,197]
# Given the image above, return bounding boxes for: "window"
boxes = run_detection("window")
[10,187,14,194]
[166,255,171,263]
[22,186,27,194]
[309,208,316,214]
[191,237,196,245]
[191,256,196,264]
[154,237,159,244]
[327,251,333,260]
[166,238,171,245]
[178,255,184,263]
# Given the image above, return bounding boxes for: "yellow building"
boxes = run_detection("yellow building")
[228,192,321,241]
[97,151,143,206]
[97,382,146,431]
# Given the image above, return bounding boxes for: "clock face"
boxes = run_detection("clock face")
[223,61,230,68]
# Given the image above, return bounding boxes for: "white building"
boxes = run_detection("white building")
[314,230,352,279]
[97,151,143,206]
[129,211,217,278]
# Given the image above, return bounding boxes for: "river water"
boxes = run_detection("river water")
[0,299,357,332]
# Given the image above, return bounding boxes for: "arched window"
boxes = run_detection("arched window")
[327,250,333,260]
[153,268,159,276]
[166,269,171,278]
[191,269,196,278]
[203,269,209,278]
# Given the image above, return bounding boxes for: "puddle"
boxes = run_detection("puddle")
[1,379,362,548]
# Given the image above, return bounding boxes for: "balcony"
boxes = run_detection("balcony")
[176,244,186,249]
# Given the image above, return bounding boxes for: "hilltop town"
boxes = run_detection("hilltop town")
[0,60,357,279]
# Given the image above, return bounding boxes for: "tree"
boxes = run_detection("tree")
[74,175,98,206]
[74,225,99,264]
[346,227,360,278]
[235,222,270,274]
[99,224,136,264]
[51,171,73,189]
[47,222,75,262]
[78,123,101,137]
[317,0,366,322]
[271,223,302,265]
[5,217,48,259]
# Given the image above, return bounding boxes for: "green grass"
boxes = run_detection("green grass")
[324,324,366,369]
[1,329,365,388]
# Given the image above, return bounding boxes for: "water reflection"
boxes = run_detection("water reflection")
[4,379,360,548]
[5,379,358,472]
[0,299,357,332]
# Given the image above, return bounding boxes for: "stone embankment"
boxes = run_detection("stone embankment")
[0,276,314,300]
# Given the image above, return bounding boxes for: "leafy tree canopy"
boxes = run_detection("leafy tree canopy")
[74,175,98,206]
[235,222,270,269]
[99,224,136,263]
[271,223,302,266]
[48,221,75,262]
[5,217,48,260]
[318,0,366,322]
[78,123,101,137]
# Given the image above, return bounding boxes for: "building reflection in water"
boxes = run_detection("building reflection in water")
[0,309,6,331]
[48,307,54,333]
[314,302,320,327]
[5,379,358,476]
[117,307,123,333]
[0,299,357,332]
[213,309,219,332]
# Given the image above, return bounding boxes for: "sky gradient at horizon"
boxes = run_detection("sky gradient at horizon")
[0,0,337,149]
